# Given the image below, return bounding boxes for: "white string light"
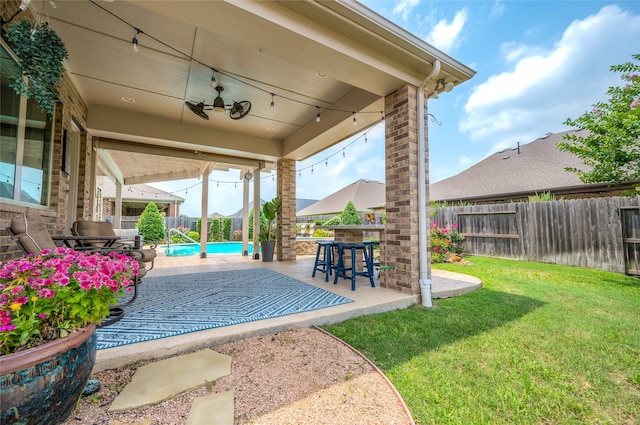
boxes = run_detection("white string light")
[88,1,385,124]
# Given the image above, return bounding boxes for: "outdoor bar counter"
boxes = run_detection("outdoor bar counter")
[317,224,385,243]
[317,225,385,273]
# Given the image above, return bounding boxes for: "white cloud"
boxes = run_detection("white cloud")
[425,7,469,53]
[489,0,505,18]
[459,5,640,151]
[392,0,420,20]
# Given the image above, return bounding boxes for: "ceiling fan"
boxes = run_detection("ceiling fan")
[184,85,252,120]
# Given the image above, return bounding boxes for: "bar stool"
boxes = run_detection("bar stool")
[312,240,333,282]
[333,242,375,290]
[363,240,380,278]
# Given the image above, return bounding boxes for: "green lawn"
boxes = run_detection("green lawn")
[324,257,640,425]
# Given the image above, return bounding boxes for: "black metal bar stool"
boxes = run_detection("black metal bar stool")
[333,242,375,290]
[312,240,333,282]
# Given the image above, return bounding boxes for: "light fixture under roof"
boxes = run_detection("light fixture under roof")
[121,96,135,103]
[213,86,225,112]
[184,84,252,120]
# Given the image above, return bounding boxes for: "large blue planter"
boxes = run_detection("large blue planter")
[0,324,97,425]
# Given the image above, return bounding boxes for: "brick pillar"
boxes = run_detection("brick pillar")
[277,159,296,260]
[382,84,422,295]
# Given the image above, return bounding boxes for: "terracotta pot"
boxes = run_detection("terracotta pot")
[0,324,97,425]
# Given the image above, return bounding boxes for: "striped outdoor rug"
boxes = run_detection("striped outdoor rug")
[96,268,353,350]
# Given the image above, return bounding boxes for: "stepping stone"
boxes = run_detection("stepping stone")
[109,349,231,412]
[186,390,234,425]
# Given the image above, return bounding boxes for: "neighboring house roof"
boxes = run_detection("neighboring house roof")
[208,212,225,219]
[297,198,319,212]
[429,129,628,203]
[297,179,385,216]
[98,176,184,203]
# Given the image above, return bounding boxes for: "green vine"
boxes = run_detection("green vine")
[6,20,69,115]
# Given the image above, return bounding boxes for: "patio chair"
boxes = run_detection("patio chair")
[6,212,149,323]
[71,220,157,271]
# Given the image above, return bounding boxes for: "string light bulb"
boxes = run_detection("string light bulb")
[352,112,357,126]
[316,106,321,123]
[270,93,275,110]
[132,28,142,52]
[211,71,217,88]
[49,1,56,8]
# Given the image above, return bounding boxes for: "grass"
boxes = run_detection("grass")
[324,257,640,425]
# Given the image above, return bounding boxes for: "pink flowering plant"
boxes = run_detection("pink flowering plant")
[0,247,138,355]
[430,222,465,263]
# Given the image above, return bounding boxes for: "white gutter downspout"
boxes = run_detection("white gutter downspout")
[417,60,440,307]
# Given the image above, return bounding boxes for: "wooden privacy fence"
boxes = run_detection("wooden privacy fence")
[432,196,640,275]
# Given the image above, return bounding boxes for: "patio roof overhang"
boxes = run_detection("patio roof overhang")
[41,0,474,184]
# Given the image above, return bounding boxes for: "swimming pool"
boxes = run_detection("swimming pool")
[164,242,257,256]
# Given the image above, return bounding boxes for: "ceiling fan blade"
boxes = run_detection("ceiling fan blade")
[185,101,209,120]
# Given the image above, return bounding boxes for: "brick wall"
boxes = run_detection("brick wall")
[382,84,423,295]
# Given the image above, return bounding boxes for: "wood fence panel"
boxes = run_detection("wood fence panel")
[621,206,640,275]
[433,196,639,274]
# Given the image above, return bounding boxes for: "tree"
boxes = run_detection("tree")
[136,202,165,241]
[209,218,220,242]
[558,53,640,192]
[222,218,232,241]
[340,201,362,225]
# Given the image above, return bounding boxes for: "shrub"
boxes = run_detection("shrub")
[136,202,165,242]
[187,231,200,241]
[340,201,361,225]
[209,218,221,242]
[322,215,342,226]
[169,225,191,243]
[430,222,464,263]
[222,218,232,241]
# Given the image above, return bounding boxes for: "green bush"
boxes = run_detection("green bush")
[340,201,362,225]
[322,215,342,226]
[169,225,191,243]
[430,222,464,263]
[248,209,267,240]
[222,218,232,241]
[209,218,220,242]
[187,231,200,241]
[136,202,165,242]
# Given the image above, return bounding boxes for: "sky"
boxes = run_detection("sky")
[150,0,640,217]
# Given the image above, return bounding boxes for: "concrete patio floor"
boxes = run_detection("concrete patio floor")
[95,251,481,372]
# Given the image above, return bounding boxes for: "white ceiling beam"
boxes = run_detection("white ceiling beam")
[95,149,124,185]
[94,139,274,168]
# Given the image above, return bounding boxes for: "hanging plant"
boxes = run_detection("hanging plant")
[5,19,69,115]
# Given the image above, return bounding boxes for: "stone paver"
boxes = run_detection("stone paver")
[187,391,235,425]
[109,349,231,412]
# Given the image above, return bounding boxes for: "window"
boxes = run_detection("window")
[1,42,53,206]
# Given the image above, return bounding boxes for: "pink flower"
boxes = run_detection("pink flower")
[631,98,639,109]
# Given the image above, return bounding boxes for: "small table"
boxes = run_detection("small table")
[52,235,125,249]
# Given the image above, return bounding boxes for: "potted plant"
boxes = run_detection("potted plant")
[0,247,138,425]
[5,19,69,115]
[259,197,281,262]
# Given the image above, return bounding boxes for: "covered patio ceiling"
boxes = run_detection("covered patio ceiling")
[42,0,474,185]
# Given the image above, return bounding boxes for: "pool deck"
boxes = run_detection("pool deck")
[95,251,482,371]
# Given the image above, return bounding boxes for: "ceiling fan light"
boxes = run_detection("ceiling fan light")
[213,96,225,112]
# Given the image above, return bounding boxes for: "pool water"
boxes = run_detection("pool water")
[164,242,257,256]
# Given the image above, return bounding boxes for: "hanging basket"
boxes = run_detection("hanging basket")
[5,19,69,115]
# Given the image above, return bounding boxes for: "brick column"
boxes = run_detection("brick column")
[277,159,297,260]
[382,84,422,295]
